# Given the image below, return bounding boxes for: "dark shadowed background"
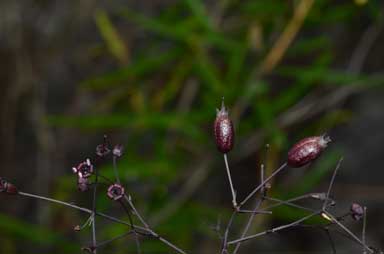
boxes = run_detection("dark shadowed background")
[0,0,384,253]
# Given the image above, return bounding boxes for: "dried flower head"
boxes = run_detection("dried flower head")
[96,134,110,157]
[113,144,124,157]
[287,135,331,168]
[214,100,234,154]
[77,176,90,192]
[0,177,18,195]
[72,159,94,178]
[350,203,364,221]
[107,184,125,201]
[81,246,96,253]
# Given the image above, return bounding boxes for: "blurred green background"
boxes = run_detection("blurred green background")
[1,0,384,253]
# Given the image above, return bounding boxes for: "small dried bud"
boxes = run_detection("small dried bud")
[74,225,81,231]
[77,176,89,192]
[96,134,110,157]
[0,177,18,195]
[350,203,364,221]
[287,135,331,168]
[81,246,96,253]
[112,144,124,157]
[96,144,110,157]
[107,184,125,201]
[72,159,94,178]
[214,100,234,154]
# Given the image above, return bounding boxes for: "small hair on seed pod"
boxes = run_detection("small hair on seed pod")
[350,203,364,221]
[214,98,234,154]
[107,184,125,201]
[287,135,331,168]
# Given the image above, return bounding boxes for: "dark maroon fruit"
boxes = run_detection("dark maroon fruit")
[287,135,331,168]
[214,101,234,154]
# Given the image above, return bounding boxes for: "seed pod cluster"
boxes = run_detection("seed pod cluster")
[287,135,331,168]
[0,177,18,195]
[214,101,234,154]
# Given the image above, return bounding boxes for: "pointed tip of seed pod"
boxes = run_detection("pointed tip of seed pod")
[216,98,228,117]
[320,134,332,147]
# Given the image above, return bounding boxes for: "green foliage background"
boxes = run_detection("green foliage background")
[0,0,383,253]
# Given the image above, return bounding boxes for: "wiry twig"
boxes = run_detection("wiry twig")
[232,163,266,254]
[224,153,237,208]
[323,158,343,210]
[228,211,320,245]
[362,207,367,254]
[324,212,374,254]
[239,162,287,207]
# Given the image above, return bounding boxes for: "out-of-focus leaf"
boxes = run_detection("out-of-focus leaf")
[47,112,206,140]
[94,9,129,64]
[240,0,288,19]
[0,213,78,252]
[183,0,212,30]
[82,48,182,90]
[288,36,331,56]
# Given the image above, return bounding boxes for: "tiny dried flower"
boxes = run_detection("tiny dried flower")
[0,177,18,195]
[287,135,331,168]
[350,203,364,221]
[81,246,96,253]
[214,100,234,154]
[107,184,125,201]
[72,159,94,178]
[96,134,110,157]
[77,176,89,192]
[113,144,124,157]
[96,144,110,157]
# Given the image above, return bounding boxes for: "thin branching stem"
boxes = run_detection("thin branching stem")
[228,211,320,245]
[363,207,367,254]
[324,212,374,254]
[232,164,266,254]
[112,156,121,184]
[224,153,237,208]
[239,162,287,208]
[323,158,343,210]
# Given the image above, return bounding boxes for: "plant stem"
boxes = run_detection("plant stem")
[324,212,374,254]
[239,162,287,208]
[224,153,237,208]
[228,211,320,245]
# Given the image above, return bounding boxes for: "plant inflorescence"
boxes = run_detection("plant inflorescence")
[0,101,382,254]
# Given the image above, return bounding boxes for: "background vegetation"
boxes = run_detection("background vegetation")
[0,0,383,253]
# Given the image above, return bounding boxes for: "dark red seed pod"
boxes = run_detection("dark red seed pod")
[0,177,18,195]
[287,135,331,168]
[350,203,364,221]
[214,101,234,154]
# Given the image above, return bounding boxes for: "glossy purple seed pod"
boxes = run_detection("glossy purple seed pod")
[214,101,234,154]
[287,135,331,168]
[0,177,18,195]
